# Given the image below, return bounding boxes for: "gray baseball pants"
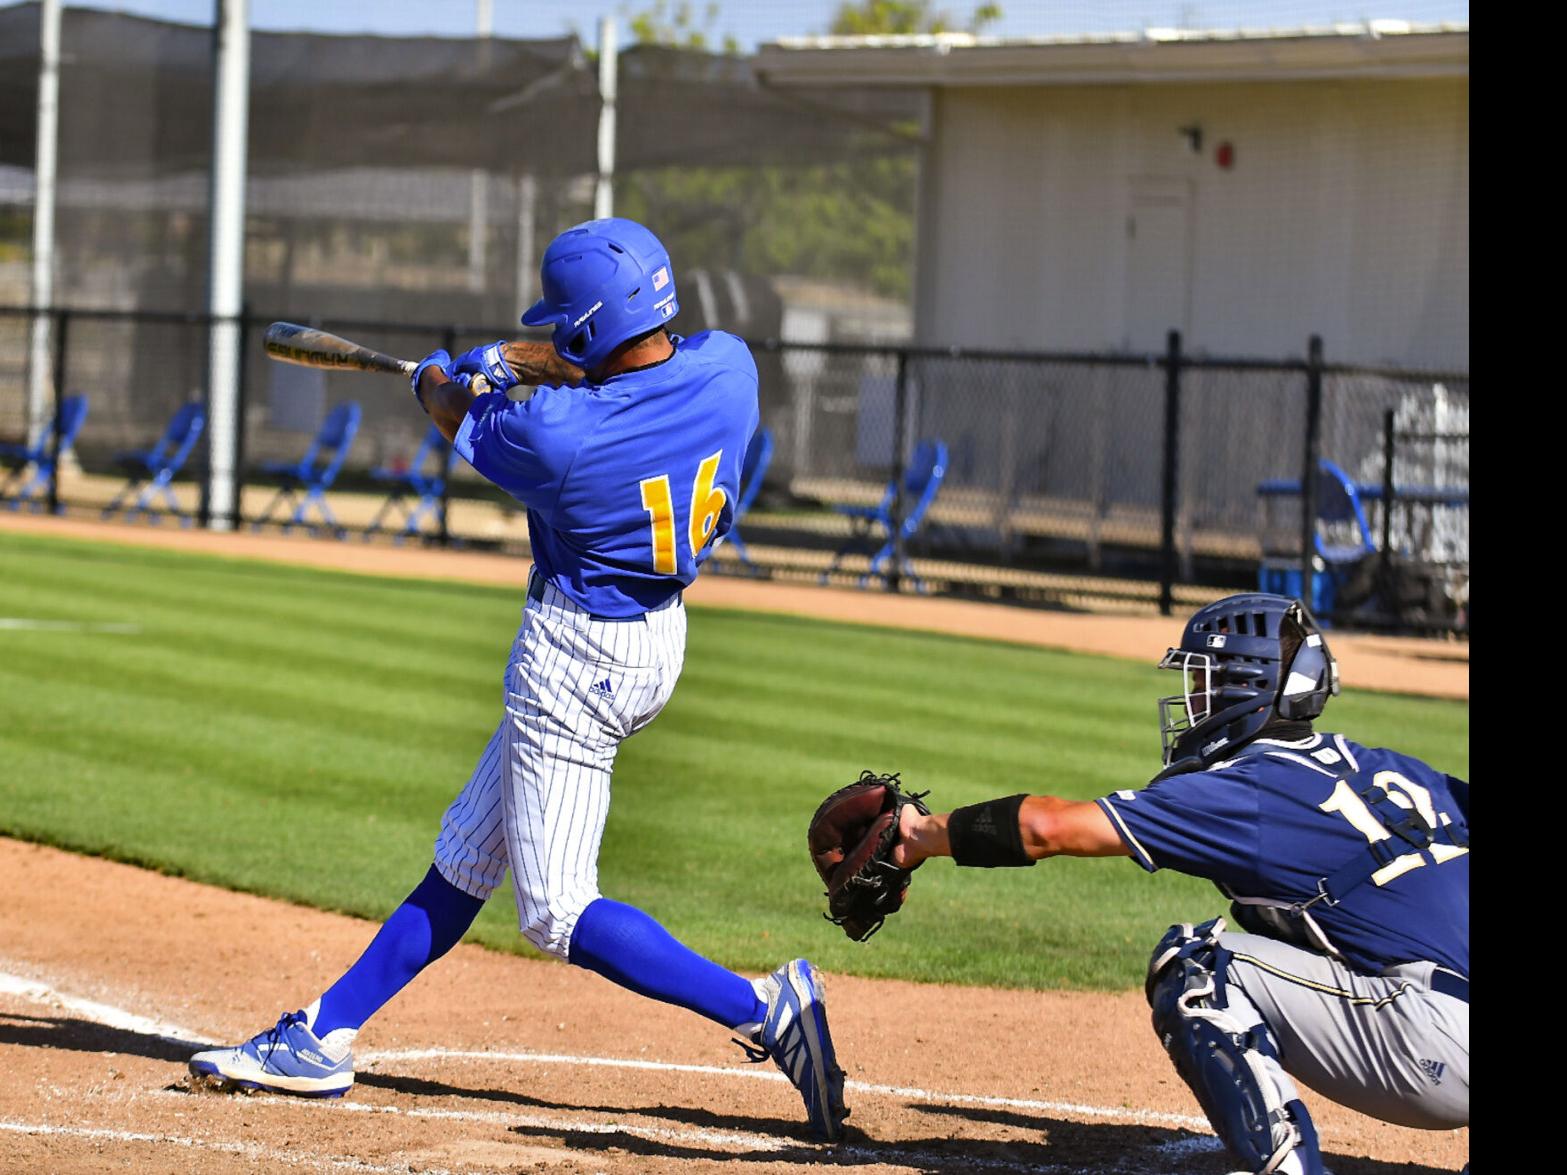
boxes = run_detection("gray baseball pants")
[1219,931,1469,1130]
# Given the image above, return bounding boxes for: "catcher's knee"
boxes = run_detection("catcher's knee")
[1147,918,1323,1175]
[518,885,600,960]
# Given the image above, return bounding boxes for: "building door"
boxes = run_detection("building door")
[1123,178,1193,352]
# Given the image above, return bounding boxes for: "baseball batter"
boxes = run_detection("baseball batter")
[866,594,1468,1174]
[190,217,848,1142]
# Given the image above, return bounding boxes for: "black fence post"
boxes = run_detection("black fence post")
[887,348,910,593]
[1159,330,1183,616]
[46,308,69,516]
[231,304,253,531]
[198,308,215,528]
[1379,407,1396,585]
[1299,335,1324,617]
[438,325,456,547]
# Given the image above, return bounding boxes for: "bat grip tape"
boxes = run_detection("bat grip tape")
[947,794,1036,868]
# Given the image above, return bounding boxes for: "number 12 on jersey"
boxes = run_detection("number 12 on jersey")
[640,451,726,574]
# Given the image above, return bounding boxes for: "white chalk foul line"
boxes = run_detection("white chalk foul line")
[2,966,1213,1172]
[0,972,208,1047]
[145,1090,1122,1175]
[361,1047,1211,1131]
[0,1119,461,1174]
[0,618,141,633]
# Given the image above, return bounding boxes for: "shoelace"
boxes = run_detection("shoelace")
[259,1012,305,1062]
[732,1036,771,1064]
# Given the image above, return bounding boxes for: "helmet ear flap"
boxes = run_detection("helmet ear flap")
[1275,604,1339,720]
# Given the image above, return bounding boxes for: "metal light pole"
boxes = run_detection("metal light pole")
[26,0,61,446]
[595,16,618,219]
[204,0,251,530]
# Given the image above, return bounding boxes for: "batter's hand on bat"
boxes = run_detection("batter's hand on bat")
[450,341,521,393]
[409,349,453,399]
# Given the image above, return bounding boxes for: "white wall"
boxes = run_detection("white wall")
[915,78,1469,369]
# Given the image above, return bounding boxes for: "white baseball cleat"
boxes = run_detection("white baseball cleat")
[188,1011,355,1097]
[741,958,848,1141]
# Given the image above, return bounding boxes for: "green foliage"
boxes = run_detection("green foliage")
[0,532,1468,991]
[604,0,920,306]
[623,0,740,54]
[828,0,1003,35]
[617,154,915,302]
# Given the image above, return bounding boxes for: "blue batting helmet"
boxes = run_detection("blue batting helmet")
[1157,593,1339,767]
[521,217,680,372]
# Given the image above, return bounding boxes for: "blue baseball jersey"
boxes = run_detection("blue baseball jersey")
[1097,733,1468,977]
[453,331,760,618]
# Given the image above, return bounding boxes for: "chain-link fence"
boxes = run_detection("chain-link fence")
[0,306,1469,632]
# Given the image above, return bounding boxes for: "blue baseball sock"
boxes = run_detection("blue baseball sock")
[568,898,768,1032]
[310,864,484,1038]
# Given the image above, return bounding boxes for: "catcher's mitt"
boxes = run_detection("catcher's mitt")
[808,771,931,941]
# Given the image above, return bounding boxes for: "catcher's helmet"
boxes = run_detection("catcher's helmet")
[1157,593,1339,767]
[521,217,679,373]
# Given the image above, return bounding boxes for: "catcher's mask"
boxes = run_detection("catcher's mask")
[521,217,679,373]
[1157,594,1339,767]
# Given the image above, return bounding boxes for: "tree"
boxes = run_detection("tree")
[827,0,1003,36]
[621,0,739,55]
[610,0,1003,307]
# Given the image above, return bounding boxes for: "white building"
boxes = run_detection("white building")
[756,24,1469,370]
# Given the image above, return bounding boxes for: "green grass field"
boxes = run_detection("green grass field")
[0,530,1468,991]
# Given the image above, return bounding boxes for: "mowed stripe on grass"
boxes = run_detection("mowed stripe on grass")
[0,531,1468,990]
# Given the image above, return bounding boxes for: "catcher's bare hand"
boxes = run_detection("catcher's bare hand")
[890,803,943,870]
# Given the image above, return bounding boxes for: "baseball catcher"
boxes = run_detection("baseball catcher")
[811,594,1468,1175]
[808,772,931,940]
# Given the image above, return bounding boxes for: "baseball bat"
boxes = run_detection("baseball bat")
[263,322,490,392]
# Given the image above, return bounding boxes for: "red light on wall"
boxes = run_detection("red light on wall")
[1216,142,1235,169]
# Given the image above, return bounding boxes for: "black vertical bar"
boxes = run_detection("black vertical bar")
[199,308,214,527]
[438,325,456,547]
[1379,407,1395,575]
[1159,330,1182,616]
[887,348,909,592]
[46,309,69,516]
[198,310,214,526]
[1299,335,1324,615]
[230,304,253,530]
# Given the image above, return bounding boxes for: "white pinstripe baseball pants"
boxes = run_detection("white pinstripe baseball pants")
[433,577,687,958]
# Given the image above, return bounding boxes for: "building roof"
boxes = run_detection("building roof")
[754,23,1469,87]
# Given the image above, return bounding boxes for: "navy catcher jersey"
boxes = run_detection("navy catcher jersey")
[1097,733,1468,977]
[454,331,760,618]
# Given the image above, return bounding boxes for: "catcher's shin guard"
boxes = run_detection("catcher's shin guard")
[1147,919,1324,1175]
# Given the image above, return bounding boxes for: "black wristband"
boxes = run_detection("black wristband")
[946,794,1036,868]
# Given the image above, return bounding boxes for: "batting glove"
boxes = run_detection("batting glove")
[409,348,454,414]
[450,341,520,393]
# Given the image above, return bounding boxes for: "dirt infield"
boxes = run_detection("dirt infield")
[0,515,1468,1172]
[0,841,1467,1174]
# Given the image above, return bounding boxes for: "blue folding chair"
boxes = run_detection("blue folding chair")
[102,401,207,524]
[252,401,362,535]
[1257,458,1378,617]
[707,427,773,574]
[822,438,948,591]
[0,394,89,511]
[363,423,456,542]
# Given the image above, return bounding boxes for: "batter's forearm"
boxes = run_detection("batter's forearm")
[419,368,480,443]
[500,341,585,388]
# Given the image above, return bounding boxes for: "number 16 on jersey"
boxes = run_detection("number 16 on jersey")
[640,451,726,574]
